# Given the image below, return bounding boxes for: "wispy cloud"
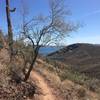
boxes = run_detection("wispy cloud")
[82,10,100,19]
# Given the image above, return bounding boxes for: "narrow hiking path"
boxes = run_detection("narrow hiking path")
[30,70,56,100]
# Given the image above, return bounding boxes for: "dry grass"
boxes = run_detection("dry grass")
[44,58,100,93]
[34,59,100,100]
[0,48,36,100]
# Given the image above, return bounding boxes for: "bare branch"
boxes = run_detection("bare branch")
[19,0,79,81]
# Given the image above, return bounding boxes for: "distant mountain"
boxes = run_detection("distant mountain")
[47,43,100,79]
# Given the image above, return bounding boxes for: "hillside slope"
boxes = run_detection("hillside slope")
[34,59,100,100]
[47,43,100,79]
[0,47,100,100]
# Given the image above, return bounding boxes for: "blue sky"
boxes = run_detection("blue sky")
[0,0,100,45]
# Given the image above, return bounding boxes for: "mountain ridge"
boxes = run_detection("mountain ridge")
[47,43,100,79]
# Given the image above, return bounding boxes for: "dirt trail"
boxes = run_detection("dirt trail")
[30,70,56,100]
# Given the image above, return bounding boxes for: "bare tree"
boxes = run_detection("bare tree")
[20,0,79,81]
[6,0,16,60]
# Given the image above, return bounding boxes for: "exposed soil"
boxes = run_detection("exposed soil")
[30,70,56,100]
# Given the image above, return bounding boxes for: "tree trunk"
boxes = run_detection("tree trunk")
[24,53,38,81]
[6,0,13,60]
[24,57,36,81]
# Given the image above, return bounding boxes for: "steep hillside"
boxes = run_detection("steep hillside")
[47,43,100,79]
[0,47,100,100]
[34,59,100,100]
